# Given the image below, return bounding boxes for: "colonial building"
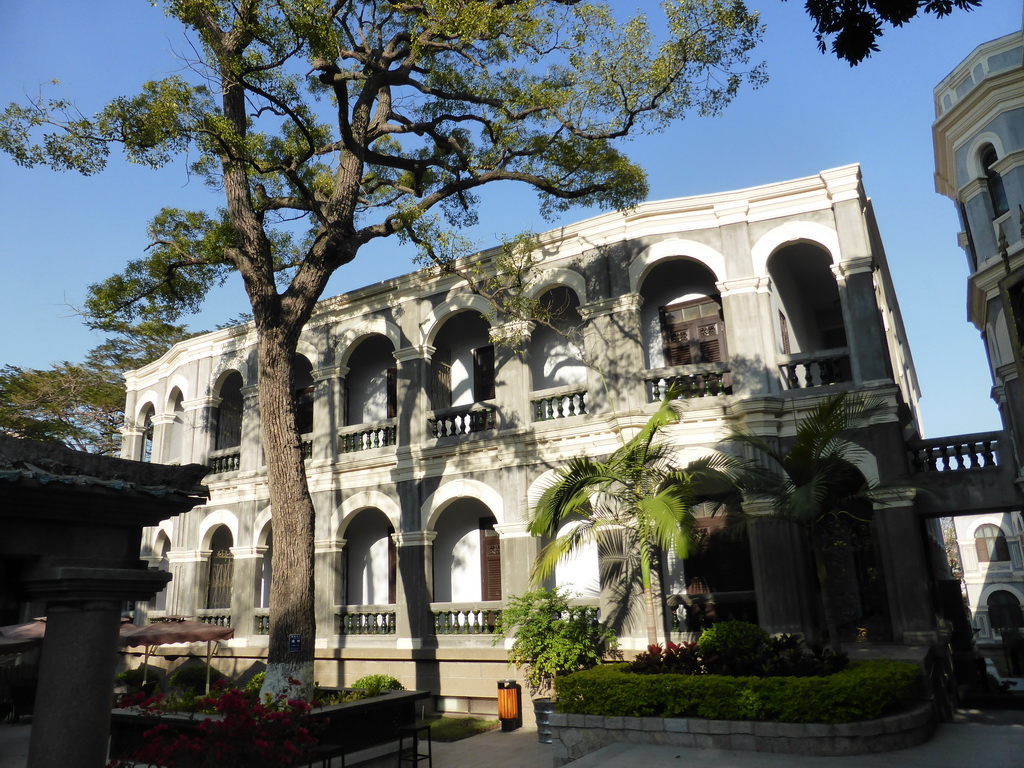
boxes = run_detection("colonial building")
[122,165,949,714]
[934,28,1024,646]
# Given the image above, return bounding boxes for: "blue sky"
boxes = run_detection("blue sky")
[1,1,1021,439]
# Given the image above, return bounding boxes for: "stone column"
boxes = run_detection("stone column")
[314,538,343,640]
[494,521,540,599]
[393,531,436,649]
[873,491,939,644]
[120,425,146,463]
[491,321,533,431]
[149,413,176,464]
[578,293,645,415]
[746,505,818,638]
[166,549,202,618]
[717,276,775,397]
[239,385,263,472]
[311,366,345,464]
[394,346,433,447]
[833,257,890,384]
[230,546,260,639]
[184,396,218,466]
[25,566,169,768]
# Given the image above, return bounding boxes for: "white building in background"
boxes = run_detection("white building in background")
[934,28,1024,646]
[123,165,960,716]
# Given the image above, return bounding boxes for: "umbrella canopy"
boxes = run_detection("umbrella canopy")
[0,618,46,653]
[120,620,234,648]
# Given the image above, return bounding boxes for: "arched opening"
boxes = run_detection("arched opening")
[553,520,600,599]
[987,590,1023,631]
[205,526,234,610]
[345,335,397,425]
[151,533,171,613]
[638,258,724,370]
[981,144,1009,219]
[976,524,1010,563]
[432,499,500,603]
[139,405,155,463]
[215,372,244,450]
[293,355,315,437]
[430,312,494,409]
[529,286,586,391]
[257,528,273,610]
[165,390,186,464]
[344,510,396,605]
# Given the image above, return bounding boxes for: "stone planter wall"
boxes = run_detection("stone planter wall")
[549,701,935,765]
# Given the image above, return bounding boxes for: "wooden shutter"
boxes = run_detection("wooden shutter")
[480,519,502,601]
[431,348,452,410]
[779,311,791,355]
[473,345,496,401]
[387,527,397,605]
[660,298,727,366]
[207,548,234,609]
[386,367,398,419]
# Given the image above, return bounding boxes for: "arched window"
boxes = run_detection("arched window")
[140,406,155,463]
[982,145,1009,219]
[975,524,1010,563]
[166,391,186,464]
[215,373,244,450]
[206,527,234,610]
[294,356,315,436]
[988,590,1023,631]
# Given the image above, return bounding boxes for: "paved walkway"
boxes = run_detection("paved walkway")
[2,714,1023,767]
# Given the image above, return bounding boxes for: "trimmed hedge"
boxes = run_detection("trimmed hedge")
[554,660,919,724]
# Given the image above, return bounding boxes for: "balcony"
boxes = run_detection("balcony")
[338,420,397,453]
[777,348,850,389]
[336,606,396,635]
[532,387,588,421]
[428,404,497,438]
[645,364,731,402]
[208,448,240,474]
[431,602,502,635]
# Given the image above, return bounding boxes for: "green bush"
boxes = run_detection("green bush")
[115,667,153,694]
[555,660,919,723]
[351,674,404,696]
[167,663,228,695]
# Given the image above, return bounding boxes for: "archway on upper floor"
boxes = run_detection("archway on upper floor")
[343,508,396,606]
[205,525,234,611]
[345,334,397,426]
[293,355,315,437]
[767,242,846,356]
[139,403,155,463]
[151,532,171,613]
[431,498,501,603]
[256,521,273,610]
[637,257,725,371]
[429,311,494,410]
[529,286,586,393]
[214,371,244,451]
[164,389,187,465]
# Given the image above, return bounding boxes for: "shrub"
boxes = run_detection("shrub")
[168,663,228,695]
[555,659,919,723]
[629,641,701,675]
[351,674,404,696]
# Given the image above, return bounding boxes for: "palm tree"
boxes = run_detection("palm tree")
[529,385,734,645]
[724,391,895,651]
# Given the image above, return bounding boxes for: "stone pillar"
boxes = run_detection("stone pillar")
[120,426,145,463]
[25,566,169,768]
[166,549,201,618]
[873,491,939,644]
[578,294,645,415]
[717,277,775,397]
[312,366,345,464]
[394,346,433,447]
[239,385,263,472]
[747,510,818,638]
[231,546,260,639]
[393,531,436,649]
[491,321,533,431]
[833,257,890,384]
[149,413,176,464]
[314,538,343,640]
[494,521,540,599]
[184,396,218,466]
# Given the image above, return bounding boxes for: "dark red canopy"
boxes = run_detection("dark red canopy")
[120,619,234,647]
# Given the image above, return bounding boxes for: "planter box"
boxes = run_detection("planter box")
[108,689,430,765]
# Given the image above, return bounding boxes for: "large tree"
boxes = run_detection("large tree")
[0,0,764,696]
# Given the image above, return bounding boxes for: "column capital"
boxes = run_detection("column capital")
[716,276,771,297]
[183,396,218,411]
[578,293,642,320]
[393,530,437,546]
[490,320,535,347]
[241,385,260,399]
[313,365,349,381]
[394,345,435,363]
[832,256,874,282]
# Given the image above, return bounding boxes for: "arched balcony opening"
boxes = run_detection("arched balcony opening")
[431,499,501,635]
[529,286,588,421]
[768,243,849,389]
[139,405,155,463]
[340,335,398,453]
[150,533,171,615]
[429,312,496,437]
[638,258,729,401]
[204,526,234,619]
[987,590,1023,633]
[293,355,314,458]
[164,390,186,465]
[210,372,243,474]
[981,144,1009,219]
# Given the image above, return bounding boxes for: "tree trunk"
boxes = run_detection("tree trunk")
[257,327,317,700]
[812,539,842,655]
[640,555,659,646]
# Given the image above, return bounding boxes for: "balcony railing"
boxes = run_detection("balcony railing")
[908,432,1001,472]
[300,435,313,460]
[532,388,588,421]
[336,607,396,635]
[646,367,731,402]
[777,348,850,389]
[338,421,398,453]
[208,448,240,474]
[428,405,497,438]
[196,610,232,628]
[431,602,503,635]
[254,613,270,635]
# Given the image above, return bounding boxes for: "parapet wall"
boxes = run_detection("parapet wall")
[549,701,935,764]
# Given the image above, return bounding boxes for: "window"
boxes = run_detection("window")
[430,347,452,410]
[975,524,1010,563]
[215,374,243,450]
[982,145,1009,219]
[479,518,502,601]
[988,590,1023,631]
[206,527,234,610]
[472,344,495,401]
[659,297,727,366]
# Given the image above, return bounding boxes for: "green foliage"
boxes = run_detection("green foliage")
[168,663,228,695]
[115,667,153,695]
[428,716,500,742]
[350,674,404,696]
[493,588,618,696]
[555,659,920,723]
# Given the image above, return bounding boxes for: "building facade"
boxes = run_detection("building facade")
[122,165,945,713]
[934,29,1024,646]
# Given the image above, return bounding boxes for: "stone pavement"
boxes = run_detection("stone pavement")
[1,715,1023,767]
